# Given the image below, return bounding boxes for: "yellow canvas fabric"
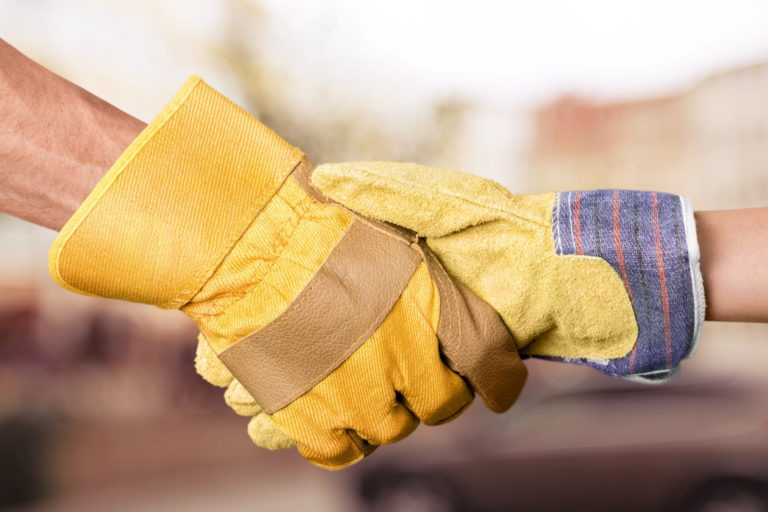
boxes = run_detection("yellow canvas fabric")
[181,176,354,354]
[49,76,303,308]
[311,161,639,360]
[49,78,481,469]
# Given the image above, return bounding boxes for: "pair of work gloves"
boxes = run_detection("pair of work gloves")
[49,77,705,469]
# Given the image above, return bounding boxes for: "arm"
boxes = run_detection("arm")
[0,38,145,230]
[696,208,768,322]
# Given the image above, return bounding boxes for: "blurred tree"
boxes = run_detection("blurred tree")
[211,0,472,165]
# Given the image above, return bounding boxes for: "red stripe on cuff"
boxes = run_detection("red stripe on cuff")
[652,193,673,369]
[612,190,638,371]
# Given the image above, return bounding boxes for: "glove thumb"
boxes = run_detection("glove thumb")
[312,162,512,238]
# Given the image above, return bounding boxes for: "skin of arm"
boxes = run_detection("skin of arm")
[0,38,145,230]
[695,209,768,322]
[0,38,763,323]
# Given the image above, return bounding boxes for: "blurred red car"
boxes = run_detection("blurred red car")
[356,376,768,512]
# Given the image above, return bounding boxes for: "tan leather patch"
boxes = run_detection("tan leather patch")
[422,244,527,412]
[219,218,421,414]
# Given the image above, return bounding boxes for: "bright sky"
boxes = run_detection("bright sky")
[261,0,768,104]
[2,0,767,112]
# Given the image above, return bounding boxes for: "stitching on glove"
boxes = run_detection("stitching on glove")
[553,192,563,255]
[344,165,548,228]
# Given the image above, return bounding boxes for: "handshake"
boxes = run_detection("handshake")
[49,77,704,469]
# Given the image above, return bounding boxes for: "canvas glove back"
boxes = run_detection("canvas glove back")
[48,78,527,469]
[312,162,705,382]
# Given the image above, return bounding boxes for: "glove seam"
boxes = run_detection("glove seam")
[336,165,549,229]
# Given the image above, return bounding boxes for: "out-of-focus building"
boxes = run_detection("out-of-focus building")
[686,62,768,208]
[531,61,768,210]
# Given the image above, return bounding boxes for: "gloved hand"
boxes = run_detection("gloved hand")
[197,159,707,452]
[48,77,527,469]
[311,162,706,382]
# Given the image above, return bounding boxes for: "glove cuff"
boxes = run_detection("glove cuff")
[551,190,706,378]
[49,76,303,307]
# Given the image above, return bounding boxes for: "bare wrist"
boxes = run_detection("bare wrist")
[696,208,768,322]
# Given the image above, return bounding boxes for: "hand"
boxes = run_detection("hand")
[48,78,527,469]
[312,162,705,382]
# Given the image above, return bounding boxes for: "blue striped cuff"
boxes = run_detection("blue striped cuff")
[550,190,705,380]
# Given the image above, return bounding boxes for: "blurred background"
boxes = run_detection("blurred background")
[2,1,768,510]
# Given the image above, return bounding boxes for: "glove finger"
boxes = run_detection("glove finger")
[294,431,373,471]
[199,335,298,449]
[194,333,234,388]
[266,310,430,469]
[247,413,297,450]
[224,380,263,416]
[271,407,369,470]
[348,402,419,445]
[311,161,510,238]
[389,263,475,424]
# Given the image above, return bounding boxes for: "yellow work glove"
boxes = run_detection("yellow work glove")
[49,78,528,469]
[312,162,705,381]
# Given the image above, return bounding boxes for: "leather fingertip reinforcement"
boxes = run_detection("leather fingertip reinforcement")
[421,246,527,413]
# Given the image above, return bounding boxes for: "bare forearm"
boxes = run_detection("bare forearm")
[0,39,145,230]
[696,208,768,322]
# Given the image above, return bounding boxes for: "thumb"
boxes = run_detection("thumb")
[312,161,511,238]
[195,333,234,388]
